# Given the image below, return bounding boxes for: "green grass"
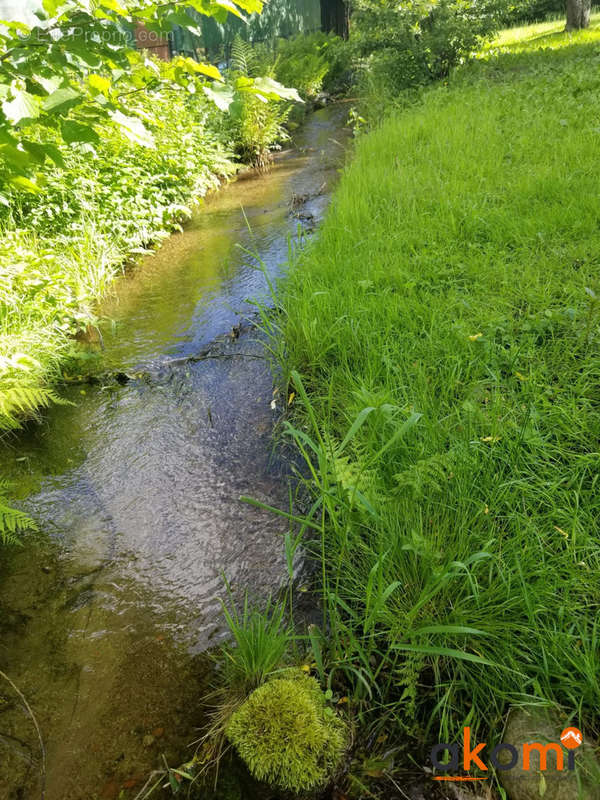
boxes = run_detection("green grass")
[489,9,600,50]
[272,20,600,753]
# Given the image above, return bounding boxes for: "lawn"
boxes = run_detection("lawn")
[275,17,600,751]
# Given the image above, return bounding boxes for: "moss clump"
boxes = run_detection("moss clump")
[225,673,348,794]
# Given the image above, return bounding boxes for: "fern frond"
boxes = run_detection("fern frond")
[0,385,69,430]
[231,34,256,78]
[0,494,37,545]
[393,451,454,498]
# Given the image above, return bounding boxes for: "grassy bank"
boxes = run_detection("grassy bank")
[274,17,600,757]
[0,86,237,433]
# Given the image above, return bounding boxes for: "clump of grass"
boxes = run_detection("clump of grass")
[270,20,600,753]
[220,593,294,692]
[188,593,294,789]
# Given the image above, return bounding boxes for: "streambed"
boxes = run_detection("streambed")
[0,106,349,800]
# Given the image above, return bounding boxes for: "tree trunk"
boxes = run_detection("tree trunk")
[320,0,349,39]
[566,0,591,30]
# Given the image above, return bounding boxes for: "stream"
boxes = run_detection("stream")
[0,106,350,800]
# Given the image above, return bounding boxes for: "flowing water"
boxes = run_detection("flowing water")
[0,106,350,800]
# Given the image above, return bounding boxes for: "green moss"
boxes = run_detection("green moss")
[226,673,348,794]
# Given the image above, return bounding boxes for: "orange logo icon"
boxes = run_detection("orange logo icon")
[560,727,582,750]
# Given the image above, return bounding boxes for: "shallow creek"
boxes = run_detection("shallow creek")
[0,106,350,800]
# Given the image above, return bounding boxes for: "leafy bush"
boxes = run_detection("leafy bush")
[352,0,504,111]
[273,32,351,99]
[226,672,348,793]
[502,0,565,25]
[221,36,300,166]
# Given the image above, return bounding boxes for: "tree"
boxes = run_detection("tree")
[565,0,591,29]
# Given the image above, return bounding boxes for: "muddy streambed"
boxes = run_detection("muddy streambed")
[0,107,350,800]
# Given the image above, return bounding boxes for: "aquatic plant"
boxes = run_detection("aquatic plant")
[226,672,348,793]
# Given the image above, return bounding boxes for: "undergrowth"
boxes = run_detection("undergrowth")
[268,19,600,763]
[0,81,236,436]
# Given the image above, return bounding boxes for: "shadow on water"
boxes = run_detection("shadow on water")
[0,106,350,800]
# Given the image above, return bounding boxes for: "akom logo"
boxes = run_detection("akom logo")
[430,725,583,782]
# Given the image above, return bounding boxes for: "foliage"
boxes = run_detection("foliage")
[226,671,348,793]
[0,480,37,544]
[265,19,600,756]
[0,75,236,434]
[501,0,566,25]
[221,593,294,691]
[273,32,351,99]
[216,35,301,166]
[351,0,505,115]
[0,0,264,192]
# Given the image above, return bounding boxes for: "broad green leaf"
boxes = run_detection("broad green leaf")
[98,0,129,15]
[42,0,62,17]
[22,141,48,165]
[203,83,234,111]
[233,0,263,13]
[252,77,303,103]
[215,0,246,19]
[34,75,62,95]
[182,59,222,81]
[0,144,31,170]
[43,143,65,168]
[88,74,111,95]
[109,110,154,147]
[2,90,40,124]
[42,87,82,113]
[9,175,41,194]
[60,119,100,145]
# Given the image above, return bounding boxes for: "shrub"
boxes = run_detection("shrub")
[352,0,504,110]
[226,672,348,793]
[225,36,293,166]
[0,68,237,434]
[501,0,565,25]
[274,32,351,99]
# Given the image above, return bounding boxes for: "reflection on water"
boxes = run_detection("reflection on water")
[0,106,349,800]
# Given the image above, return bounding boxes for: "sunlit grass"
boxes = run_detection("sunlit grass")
[487,8,600,52]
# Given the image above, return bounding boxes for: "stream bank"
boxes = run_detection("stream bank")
[0,105,350,800]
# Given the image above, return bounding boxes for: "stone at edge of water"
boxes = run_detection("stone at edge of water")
[498,708,600,800]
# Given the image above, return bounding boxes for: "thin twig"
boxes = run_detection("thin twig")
[0,669,46,800]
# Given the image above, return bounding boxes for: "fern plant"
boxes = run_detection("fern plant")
[0,385,66,431]
[227,34,292,167]
[231,34,257,78]
[0,480,37,545]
